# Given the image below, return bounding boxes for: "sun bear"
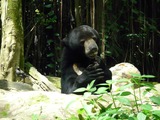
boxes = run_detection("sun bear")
[61,25,112,94]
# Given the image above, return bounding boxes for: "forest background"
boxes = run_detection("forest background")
[0,0,160,82]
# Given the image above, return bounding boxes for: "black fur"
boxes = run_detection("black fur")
[61,25,112,94]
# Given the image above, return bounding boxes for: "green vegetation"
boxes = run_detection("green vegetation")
[70,75,160,120]
[22,0,160,79]
[0,104,10,117]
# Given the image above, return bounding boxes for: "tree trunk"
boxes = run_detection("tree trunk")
[90,0,95,28]
[101,0,106,60]
[95,0,106,60]
[0,0,24,81]
[75,0,81,26]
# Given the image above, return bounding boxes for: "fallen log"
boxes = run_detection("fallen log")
[24,62,58,91]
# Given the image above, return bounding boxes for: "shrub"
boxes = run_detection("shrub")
[71,74,160,120]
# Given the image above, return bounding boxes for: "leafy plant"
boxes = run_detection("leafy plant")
[70,74,160,120]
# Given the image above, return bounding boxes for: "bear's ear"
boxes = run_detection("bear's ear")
[62,37,69,47]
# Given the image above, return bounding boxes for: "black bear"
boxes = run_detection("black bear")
[61,25,112,94]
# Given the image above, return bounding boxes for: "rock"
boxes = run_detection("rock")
[47,76,61,90]
[0,80,33,91]
[0,84,160,120]
[0,62,159,120]
[0,90,83,120]
[110,62,141,92]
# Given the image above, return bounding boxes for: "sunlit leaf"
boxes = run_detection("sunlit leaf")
[106,80,115,85]
[118,83,134,91]
[77,108,85,115]
[66,98,80,109]
[88,87,96,93]
[128,117,136,120]
[74,88,86,93]
[83,92,92,98]
[116,97,131,106]
[150,96,160,105]
[95,87,108,94]
[141,82,154,88]
[137,112,146,120]
[106,109,118,114]
[87,80,95,90]
[140,104,152,111]
[152,110,160,117]
[141,75,155,78]
[82,103,94,116]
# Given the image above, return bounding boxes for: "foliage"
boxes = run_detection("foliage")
[35,1,60,75]
[22,0,160,78]
[70,74,160,120]
[104,0,160,79]
[23,0,61,76]
[0,104,10,117]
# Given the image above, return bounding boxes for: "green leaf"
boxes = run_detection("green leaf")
[47,53,54,57]
[128,117,136,120]
[152,110,160,117]
[35,9,40,14]
[106,80,113,85]
[141,75,155,78]
[131,0,137,4]
[83,92,92,98]
[97,102,106,112]
[116,97,131,106]
[95,87,108,94]
[47,64,54,68]
[120,91,132,96]
[150,96,160,105]
[66,98,80,109]
[48,11,54,16]
[82,103,94,116]
[97,83,108,86]
[87,80,95,90]
[140,104,152,111]
[106,109,118,114]
[74,88,86,93]
[143,89,151,96]
[130,73,141,77]
[114,79,130,83]
[137,112,146,120]
[118,83,134,91]
[88,87,96,93]
[45,4,52,8]
[78,114,85,120]
[54,33,60,37]
[141,82,154,88]
[132,9,139,14]
[47,39,53,44]
[46,25,53,29]
[77,108,85,115]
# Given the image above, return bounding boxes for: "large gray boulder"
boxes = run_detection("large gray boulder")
[0,62,159,120]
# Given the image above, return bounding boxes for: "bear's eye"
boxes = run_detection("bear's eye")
[80,39,85,45]
[92,37,97,41]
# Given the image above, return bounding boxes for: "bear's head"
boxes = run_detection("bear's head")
[62,25,100,59]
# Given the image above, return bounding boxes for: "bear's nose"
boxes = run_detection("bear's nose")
[87,47,98,59]
[89,47,98,53]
